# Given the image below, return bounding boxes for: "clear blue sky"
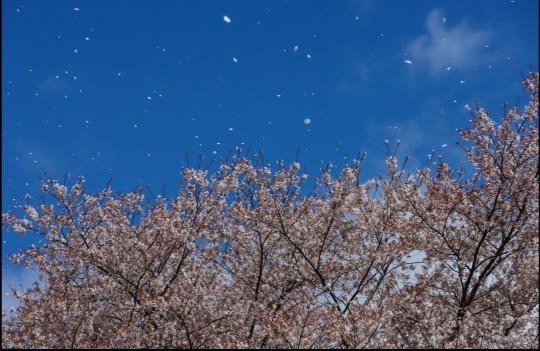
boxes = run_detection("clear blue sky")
[2,0,538,309]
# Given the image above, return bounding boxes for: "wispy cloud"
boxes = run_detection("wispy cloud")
[1,267,41,312]
[12,136,64,177]
[350,0,376,16]
[37,76,71,94]
[407,9,491,75]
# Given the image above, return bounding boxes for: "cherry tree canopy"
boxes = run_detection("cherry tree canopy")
[2,72,538,349]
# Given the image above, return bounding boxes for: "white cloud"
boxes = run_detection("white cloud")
[2,267,41,312]
[37,76,71,93]
[349,0,376,17]
[11,136,63,177]
[407,9,491,75]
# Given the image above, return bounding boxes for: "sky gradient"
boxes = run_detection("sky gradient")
[2,0,538,310]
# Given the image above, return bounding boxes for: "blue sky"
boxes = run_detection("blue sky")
[2,0,538,310]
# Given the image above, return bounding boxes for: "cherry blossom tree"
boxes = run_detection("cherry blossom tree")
[2,72,538,349]
[389,71,539,348]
